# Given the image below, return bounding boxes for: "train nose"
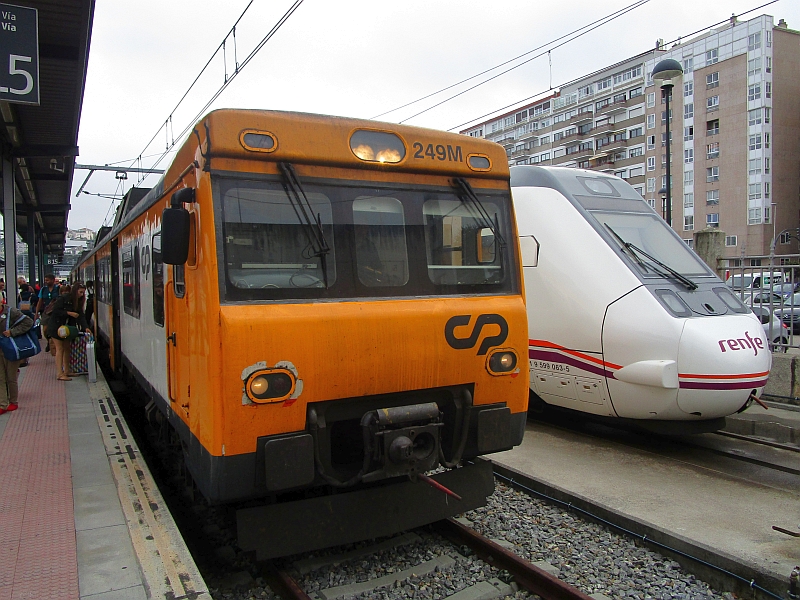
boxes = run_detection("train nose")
[676,315,772,418]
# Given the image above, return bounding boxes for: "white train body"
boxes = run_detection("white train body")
[512,166,770,430]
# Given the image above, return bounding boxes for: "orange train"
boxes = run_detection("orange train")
[75,109,529,558]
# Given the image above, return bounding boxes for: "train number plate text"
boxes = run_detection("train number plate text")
[412,142,463,162]
[530,360,569,373]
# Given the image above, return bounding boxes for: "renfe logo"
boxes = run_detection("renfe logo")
[718,332,765,356]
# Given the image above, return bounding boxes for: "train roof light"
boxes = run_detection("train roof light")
[350,130,405,164]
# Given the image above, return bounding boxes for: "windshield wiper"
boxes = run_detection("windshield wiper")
[604,224,697,291]
[279,162,331,287]
[454,178,506,250]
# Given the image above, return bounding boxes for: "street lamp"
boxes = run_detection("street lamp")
[652,58,683,228]
[658,186,668,220]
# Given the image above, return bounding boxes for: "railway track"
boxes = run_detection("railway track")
[268,518,594,600]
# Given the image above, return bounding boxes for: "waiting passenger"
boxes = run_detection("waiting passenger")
[49,283,91,381]
[0,302,33,414]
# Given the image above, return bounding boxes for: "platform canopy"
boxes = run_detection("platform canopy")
[0,0,94,255]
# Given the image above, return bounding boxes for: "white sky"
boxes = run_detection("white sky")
[66,0,800,230]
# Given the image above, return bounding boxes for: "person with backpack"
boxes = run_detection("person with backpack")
[0,302,33,414]
[34,274,59,354]
[49,283,91,381]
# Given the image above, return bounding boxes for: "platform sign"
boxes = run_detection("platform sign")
[0,3,38,105]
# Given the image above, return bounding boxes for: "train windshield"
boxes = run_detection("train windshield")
[216,176,517,301]
[592,211,711,278]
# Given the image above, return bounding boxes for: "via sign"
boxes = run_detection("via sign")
[0,3,38,105]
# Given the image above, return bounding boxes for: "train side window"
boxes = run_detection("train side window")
[174,264,186,298]
[187,212,197,268]
[353,196,409,287]
[152,233,165,326]
[122,246,141,318]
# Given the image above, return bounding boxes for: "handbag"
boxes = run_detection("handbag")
[0,311,41,361]
[57,324,81,340]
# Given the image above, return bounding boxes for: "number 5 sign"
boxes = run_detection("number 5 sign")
[0,3,38,105]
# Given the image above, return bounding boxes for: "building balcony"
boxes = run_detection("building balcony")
[565,147,594,159]
[510,148,532,158]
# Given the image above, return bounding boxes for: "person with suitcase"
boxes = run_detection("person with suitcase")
[49,283,91,381]
[0,303,33,414]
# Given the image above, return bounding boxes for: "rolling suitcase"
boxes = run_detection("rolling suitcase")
[87,334,97,383]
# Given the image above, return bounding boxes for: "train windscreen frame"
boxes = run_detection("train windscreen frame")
[214,175,519,302]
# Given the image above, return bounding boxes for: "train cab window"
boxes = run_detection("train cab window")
[152,233,165,326]
[422,197,504,285]
[174,264,186,298]
[353,197,409,287]
[220,180,335,290]
[594,211,711,278]
[122,246,141,318]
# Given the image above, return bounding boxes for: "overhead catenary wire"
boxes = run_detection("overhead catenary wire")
[447,0,781,133]
[370,0,650,121]
[396,0,652,124]
[137,0,305,185]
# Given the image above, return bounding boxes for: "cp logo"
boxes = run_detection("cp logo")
[445,314,509,355]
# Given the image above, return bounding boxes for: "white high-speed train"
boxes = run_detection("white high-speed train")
[512,166,771,433]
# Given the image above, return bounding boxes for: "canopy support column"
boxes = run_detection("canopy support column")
[3,158,17,302]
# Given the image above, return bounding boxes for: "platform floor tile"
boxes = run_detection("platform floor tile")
[0,350,80,599]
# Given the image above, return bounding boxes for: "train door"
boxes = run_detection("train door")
[110,238,122,373]
[166,263,191,418]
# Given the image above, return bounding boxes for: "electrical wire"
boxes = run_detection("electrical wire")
[370,0,650,121]
[447,0,782,133]
[397,0,651,124]
[137,0,305,185]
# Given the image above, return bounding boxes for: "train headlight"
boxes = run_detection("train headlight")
[487,349,518,375]
[350,130,406,164]
[246,369,296,403]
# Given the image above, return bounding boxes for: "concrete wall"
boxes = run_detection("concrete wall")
[763,352,800,404]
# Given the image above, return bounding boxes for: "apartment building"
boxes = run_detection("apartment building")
[463,15,800,260]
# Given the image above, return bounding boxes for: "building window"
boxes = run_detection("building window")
[765,132,770,148]
[661,175,670,189]
[748,183,762,200]
[540,152,550,161]
[683,57,694,73]
[706,72,719,88]
[684,216,694,231]
[684,170,694,185]
[540,135,550,145]
[748,108,761,126]
[706,142,719,159]
[661,153,667,167]
[629,127,643,139]
[647,156,656,171]
[748,207,762,225]
[748,32,761,51]
[764,107,771,123]
[661,132,672,147]
[684,103,693,119]
[706,213,719,227]
[647,135,656,150]
[630,146,644,157]
[684,125,694,141]
[685,238,695,249]
[629,87,643,98]
[747,57,761,76]
[646,92,655,108]
[661,109,672,123]
[706,119,719,135]
[765,82,772,99]
[596,77,612,91]
[748,158,761,175]
[764,206,772,224]
[629,166,644,178]
[748,83,761,101]
[683,81,693,97]
[764,157,770,173]
[647,177,656,192]
[706,96,719,110]
[764,181,770,199]
[612,65,642,85]
[725,235,737,247]
[684,193,694,208]
[647,114,655,129]
[707,189,719,204]
[766,56,772,73]
[749,134,761,150]
[706,49,718,66]
[684,148,693,164]
[706,166,719,182]
[780,232,791,245]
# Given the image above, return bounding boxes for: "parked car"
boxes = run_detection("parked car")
[772,281,800,300]
[737,289,785,307]
[727,272,785,290]
[751,306,790,351]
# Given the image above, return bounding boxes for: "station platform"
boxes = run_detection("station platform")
[0,347,209,600]
[490,402,800,599]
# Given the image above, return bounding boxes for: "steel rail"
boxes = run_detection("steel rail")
[265,563,313,600]
[713,430,800,454]
[433,518,594,600]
